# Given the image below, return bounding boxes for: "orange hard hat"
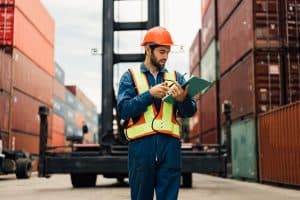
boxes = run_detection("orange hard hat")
[141,26,174,46]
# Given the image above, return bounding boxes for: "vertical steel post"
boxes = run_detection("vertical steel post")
[38,106,49,177]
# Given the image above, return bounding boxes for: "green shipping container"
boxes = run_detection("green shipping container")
[222,117,257,181]
[200,39,219,84]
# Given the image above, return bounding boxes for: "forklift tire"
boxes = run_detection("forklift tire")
[71,173,97,188]
[182,173,192,188]
[16,158,32,179]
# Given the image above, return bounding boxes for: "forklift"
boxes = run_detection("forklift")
[38,0,227,188]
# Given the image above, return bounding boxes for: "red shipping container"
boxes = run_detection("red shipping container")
[220,51,283,123]
[52,114,64,134]
[200,84,217,133]
[0,91,10,132]
[201,0,216,55]
[0,132,9,149]
[201,129,218,144]
[10,131,39,154]
[13,48,53,106]
[189,30,201,71]
[0,0,14,5]
[259,101,300,186]
[285,50,300,103]
[0,50,12,92]
[218,0,241,28]
[11,89,53,135]
[53,79,65,101]
[219,0,282,75]
[0,7,54,76]
[189,100,201,139]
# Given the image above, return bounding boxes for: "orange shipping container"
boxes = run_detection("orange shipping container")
[51,131,66,148]
[0,7,54,76]
[10,131,39,154]
[52,114,64,134]
[75,112,85,127]
[259,101,300,186]
[66,85,96,110]
[0,91,10,132]
[13,48,53,106]
[14,0,55,45]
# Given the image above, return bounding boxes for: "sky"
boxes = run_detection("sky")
[41,0,201,113]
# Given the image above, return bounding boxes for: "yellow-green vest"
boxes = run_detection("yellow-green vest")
[126,68,180,140]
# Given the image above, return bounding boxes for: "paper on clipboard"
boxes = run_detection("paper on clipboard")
[163,76,211,104]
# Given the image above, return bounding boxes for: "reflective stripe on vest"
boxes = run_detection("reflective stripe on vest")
[126,68,180,140]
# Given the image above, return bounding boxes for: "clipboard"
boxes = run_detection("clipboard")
[163,76,211,104]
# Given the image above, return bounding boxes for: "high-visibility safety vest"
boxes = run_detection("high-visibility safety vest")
[126,68,180,140]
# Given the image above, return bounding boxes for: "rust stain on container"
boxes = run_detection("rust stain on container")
[201,0,216,55]
[0,51,12,92]
[259,101,300,186]
[200,84,217,133]
[218,0,241,28]
[0,91,10,132]
[11,89,53,135]
[13,48,53,106]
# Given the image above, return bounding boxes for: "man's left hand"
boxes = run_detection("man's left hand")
[169,82,189,102]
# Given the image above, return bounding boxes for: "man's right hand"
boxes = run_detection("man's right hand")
[149,82,169,99]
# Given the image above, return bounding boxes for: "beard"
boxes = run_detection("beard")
[150,53,166,70]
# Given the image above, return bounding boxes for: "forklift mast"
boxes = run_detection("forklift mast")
[100,0,160,147]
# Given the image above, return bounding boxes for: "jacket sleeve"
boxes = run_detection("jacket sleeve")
[175,72,197,117]
[117,71,154,120]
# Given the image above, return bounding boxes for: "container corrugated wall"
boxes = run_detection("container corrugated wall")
[230,117,257,181]
[0,51,12,92]
[201,0,216,55]
[201,39,218,83]
[258,101,300,186]
[218,0,241,28]
[0,91,10,132]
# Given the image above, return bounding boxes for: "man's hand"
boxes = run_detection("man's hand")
[149,82,169,99]
[169,82,189,102]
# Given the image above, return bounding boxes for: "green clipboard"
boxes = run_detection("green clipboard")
[163,76,211,104]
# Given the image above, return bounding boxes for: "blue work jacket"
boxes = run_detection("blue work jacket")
[117,63,197,125]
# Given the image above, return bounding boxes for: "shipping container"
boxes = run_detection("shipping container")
[54,62,65,84]
[12,48,53,106]
[10,131,39,154]
[189,100,201,141]
[259,101,300,186]
[201,129,218,144]
[189,30,201,70]
[0,50,12,92]
[53,79,65,101]
[51,131,66,148]
[219,50,283,123]
[201,0,212,17]
[53,96,65,118]
[52,114,64,134]
[0,91,10,132]
[75,112,85,128]
[11,89,53,135]
[218,0,241,28]
[64,104,75,124]
[225,116,257,181]
[201,0,216,55]
[65,89,77,110]
[200,84,217,133]
[65,123,82,141]
[285,50,300,103]
[201,39,218,83]
[65,85,97,110]
[282,0,300,48]
[219,0,283,75]
[0,6,54,76]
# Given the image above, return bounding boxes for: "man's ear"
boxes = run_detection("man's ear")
[144,45,151,55]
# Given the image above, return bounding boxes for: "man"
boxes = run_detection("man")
[117,26,196,200]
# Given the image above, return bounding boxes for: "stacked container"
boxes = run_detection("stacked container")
[0,0,55,160]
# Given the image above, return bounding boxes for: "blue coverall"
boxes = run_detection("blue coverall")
[117,64,197,200]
